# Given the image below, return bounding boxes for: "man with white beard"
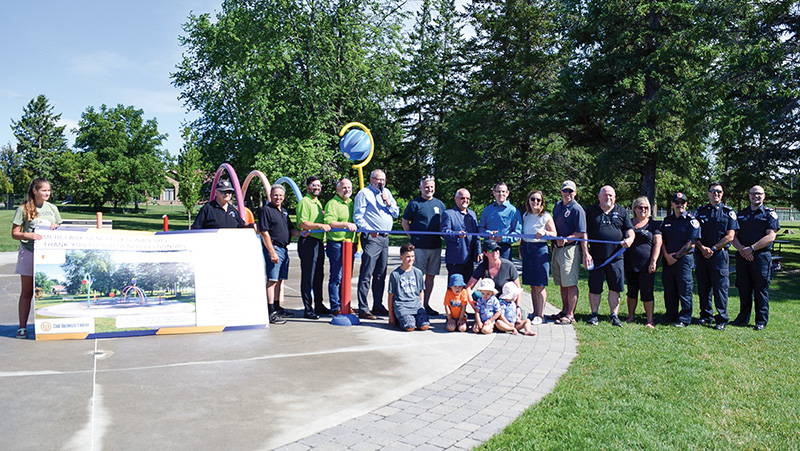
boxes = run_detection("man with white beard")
[584,186,634,326]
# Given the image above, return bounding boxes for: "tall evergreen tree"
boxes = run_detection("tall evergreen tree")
[442,0,575,206]
[709,1,800,202]
[10,95,69,186]
[394,0,465,198]
[555,0,716,207]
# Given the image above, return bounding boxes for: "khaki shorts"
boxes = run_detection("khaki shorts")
[551,244,582,287]
[413,248,442,275]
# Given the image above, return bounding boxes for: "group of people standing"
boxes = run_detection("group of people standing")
[190,172,780,332]
[12,174,780,338]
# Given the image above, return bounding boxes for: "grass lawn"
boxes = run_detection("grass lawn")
[0,204,193,251]
[480,223,800,451]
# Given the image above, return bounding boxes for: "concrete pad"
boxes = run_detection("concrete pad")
[0,248,489,449]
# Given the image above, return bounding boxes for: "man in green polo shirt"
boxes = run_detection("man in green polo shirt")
[297,176,331,319]
[324,177,359,316]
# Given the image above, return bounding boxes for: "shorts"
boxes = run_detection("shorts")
[397,308,430,330]
[551,244,581,287]
[264,245,289,281]
[625,266,655,303]
[588,258,625,294]
[521,241,550,286]
[413,248,441,275]
[15,244,33,277]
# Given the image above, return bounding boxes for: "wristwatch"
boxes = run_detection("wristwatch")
[711,246,717,252]
[749,245,755,252]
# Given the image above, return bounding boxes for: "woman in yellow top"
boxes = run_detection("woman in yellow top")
[11,178,61,339]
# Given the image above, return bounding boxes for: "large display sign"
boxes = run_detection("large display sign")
[33,228,269,340]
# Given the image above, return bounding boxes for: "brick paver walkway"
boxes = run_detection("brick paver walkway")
[278,318,577,451]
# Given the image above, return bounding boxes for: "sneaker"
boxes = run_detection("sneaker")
[587,314,599,326]
[304,311,320,320]
[531,316,543,325]
[698,318,713,326]
[276,308,294,318]
[610,315,623,327]
[269,312,287,324]
[425,306,440,316]
[15,328,27,339]
[672,321,686,328]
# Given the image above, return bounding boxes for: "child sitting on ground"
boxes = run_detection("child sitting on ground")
[472,278,502,334]
[388,243,430,332]
[444,274,470,332]
[495,282,536,336]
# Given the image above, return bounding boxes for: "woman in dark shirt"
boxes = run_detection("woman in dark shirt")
[467,240,522,308]
[624,196,662,328]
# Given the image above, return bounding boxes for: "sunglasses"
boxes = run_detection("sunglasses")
[637,206,649,210]
[709,189,723,194]
[529,197,542,203]
[561,189,574,194]
[674,201,686,205]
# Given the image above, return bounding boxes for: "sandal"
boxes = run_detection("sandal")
[15,328,27,339]
[646,322,655,329]
[555,316,574,325]
[545,311,566,321]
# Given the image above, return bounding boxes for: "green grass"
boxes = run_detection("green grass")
[0,204,193,251]
[479,225,800,451]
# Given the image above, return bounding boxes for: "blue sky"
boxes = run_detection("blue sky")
[0,1,221,156]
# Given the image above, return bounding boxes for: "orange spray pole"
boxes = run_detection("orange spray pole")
[341,239,353,315]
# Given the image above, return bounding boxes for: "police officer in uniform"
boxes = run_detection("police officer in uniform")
[731,185,780,331]
[660,192,700,327]
[694,183,739,330]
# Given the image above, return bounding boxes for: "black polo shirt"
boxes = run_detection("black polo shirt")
[191,199,245,229]
[736,205,780,250]
[258,203,293,248]
[585,203,632,261]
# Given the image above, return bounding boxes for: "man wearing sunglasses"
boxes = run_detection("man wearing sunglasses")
[660,192,700,327]
[693,183,739,330]
[191,179,246,230]
[731,186,780,330]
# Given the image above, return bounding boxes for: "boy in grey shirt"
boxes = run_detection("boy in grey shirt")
[388,243,431,331]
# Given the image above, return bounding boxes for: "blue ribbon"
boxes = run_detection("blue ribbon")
[302,228,626,270]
